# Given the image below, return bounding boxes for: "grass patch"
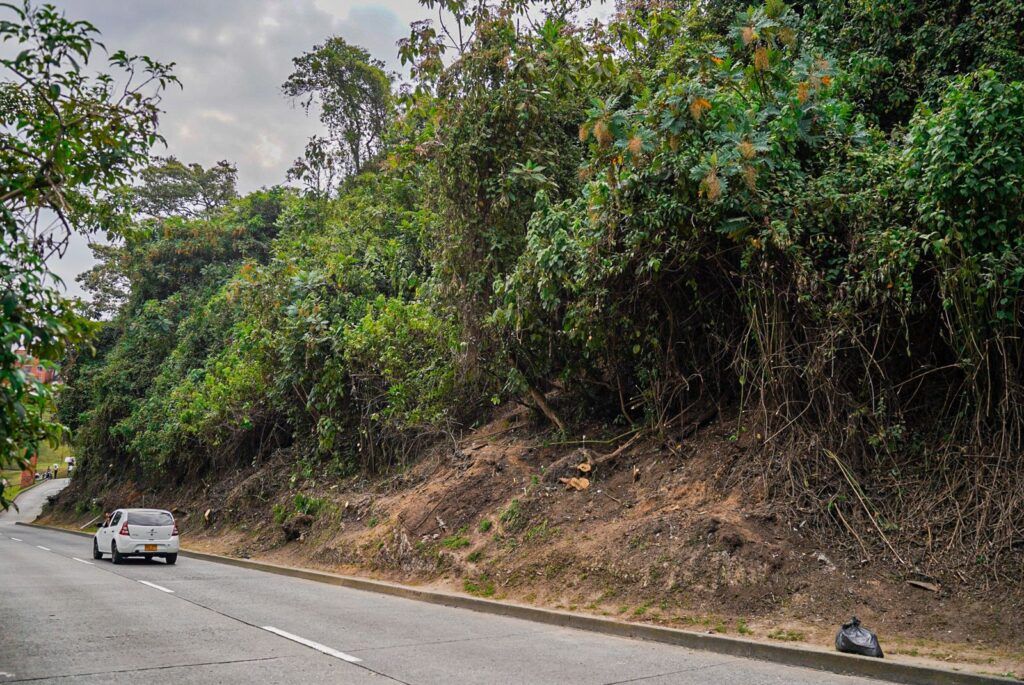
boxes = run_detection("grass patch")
[633,602,651,617]
[2,441,73,502]
[1,475,23,502]
[463,577,496,597]
[767,628,806,642]
[523,519,551,543]
[499,498,523,532]
[736,619,753,636]
[441,534,471,549]
[496,533,518,552]
[466,550,484,562]
[478,519,492,533]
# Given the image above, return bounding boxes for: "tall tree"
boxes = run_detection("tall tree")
[132,156,238,219]
[0,0,175,505]
[76,243,129,320]
[283,37,391,189]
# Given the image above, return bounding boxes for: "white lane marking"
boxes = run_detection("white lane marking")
[261,626,362,663]
[10,538,22,542]
[138,580,174,594]
[72,557,94,565]
[36,546,50,551]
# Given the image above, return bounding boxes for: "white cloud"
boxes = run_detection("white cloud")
[42,0,406,195]
[199,109,238,125]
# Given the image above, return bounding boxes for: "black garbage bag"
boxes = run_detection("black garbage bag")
[835,617,883,658]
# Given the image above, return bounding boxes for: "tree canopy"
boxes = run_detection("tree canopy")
[283,36,392,190]
[132,157,238,220]
[49,0,1024,578]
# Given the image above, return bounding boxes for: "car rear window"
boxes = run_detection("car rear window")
[127,511,174,526]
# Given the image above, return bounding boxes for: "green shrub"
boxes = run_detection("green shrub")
[293,493,324,517]
[272,504,288,525]
[344,298,459,429]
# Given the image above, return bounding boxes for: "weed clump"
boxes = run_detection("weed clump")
[499,499,523,532]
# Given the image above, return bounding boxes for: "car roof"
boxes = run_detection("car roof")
[119,508,173,514]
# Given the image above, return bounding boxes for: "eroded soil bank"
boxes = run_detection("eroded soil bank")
[45,407,1024,680]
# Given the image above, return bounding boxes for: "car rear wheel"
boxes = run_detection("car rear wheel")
[111,540,123,564]
[164,553,177,565]
[92,538,103,560]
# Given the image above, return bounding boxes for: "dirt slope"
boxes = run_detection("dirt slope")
[46,407,1024,679]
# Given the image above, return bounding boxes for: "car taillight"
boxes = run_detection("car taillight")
[172,524,179,536]
[119,521,130,536]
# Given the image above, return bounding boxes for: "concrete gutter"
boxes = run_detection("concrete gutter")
[17,521,1015,685]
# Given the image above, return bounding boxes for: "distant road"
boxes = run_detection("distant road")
[0,477,68,524]
[0,489,879,684]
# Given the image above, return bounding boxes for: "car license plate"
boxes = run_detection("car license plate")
[144,544,158,552]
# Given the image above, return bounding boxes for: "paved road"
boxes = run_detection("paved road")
[1,489,882,684]
[2,478,70,522]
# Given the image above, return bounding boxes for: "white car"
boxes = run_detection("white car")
[93,508,179,564]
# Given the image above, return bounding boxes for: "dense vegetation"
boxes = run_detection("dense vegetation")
[50,0,1024,578]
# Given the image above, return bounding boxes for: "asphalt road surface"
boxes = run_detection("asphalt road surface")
[1,482,882,684]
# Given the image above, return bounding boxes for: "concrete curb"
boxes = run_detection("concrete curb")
[16,480,42,495]
[16,521,1015,685]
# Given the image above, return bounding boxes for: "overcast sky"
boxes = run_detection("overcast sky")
[44,0,415,297]
[41,1,609,299]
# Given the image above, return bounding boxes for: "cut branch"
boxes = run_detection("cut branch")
[526,385,566,433]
